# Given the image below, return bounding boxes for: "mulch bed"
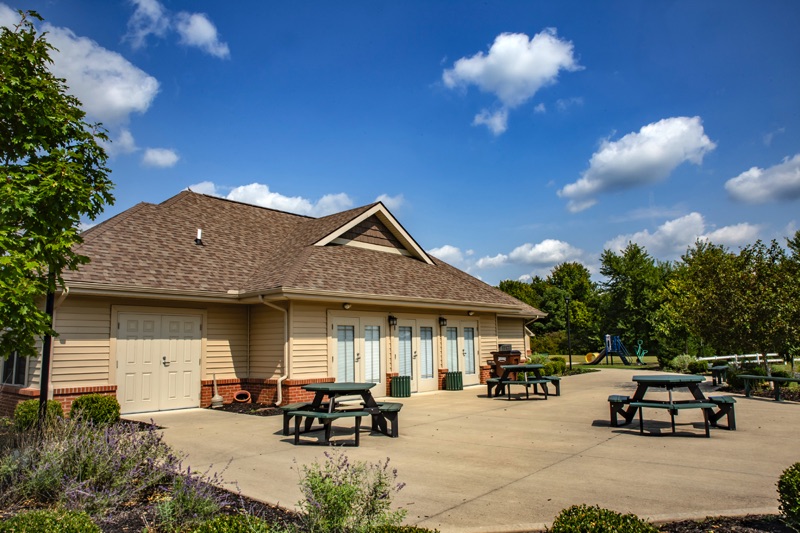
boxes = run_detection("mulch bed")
[207,402,283,416]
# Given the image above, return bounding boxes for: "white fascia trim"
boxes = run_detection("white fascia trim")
[329,237,413,257]
[313,203,434,265]
[66,282,240,303]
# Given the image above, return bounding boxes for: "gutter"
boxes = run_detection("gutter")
[259,295,288,406]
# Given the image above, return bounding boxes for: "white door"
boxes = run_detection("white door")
[445,321,480,386]
[461,321,479,386]
[397,319,438,393]
[117,313,202,414]
[331,316,387,397]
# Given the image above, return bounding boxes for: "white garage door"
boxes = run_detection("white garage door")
[116,313,202,414]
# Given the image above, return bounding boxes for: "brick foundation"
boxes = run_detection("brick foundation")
[385,372,399,395]
[200,376,336,407]
[0,385,117,417]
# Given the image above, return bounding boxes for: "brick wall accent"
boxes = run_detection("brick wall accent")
[0,385,117,417]
[437,368,448,390]
[200,376,336,407]
[385,372,399,396]
[479,364,491,384]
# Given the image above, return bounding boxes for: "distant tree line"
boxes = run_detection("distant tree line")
[498,232,800,367]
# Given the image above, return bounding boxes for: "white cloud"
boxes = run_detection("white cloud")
[428,245,467,267]
[187,181,218,195]
[604,212,761,259]
[123,0,229,58]
[558,116,716,212]
[200,182,353,217]
[556,96,583,111]
[725,154,800,204]
[142,147,179,167]
[0,3,18,27]
[443,29,580,134]
[375,194,404,211]
[175,12,230,59]
[42,23,159,125]
[476,239,583,269]
[509,239,583,264]
[534,103,546,114]
[475,253,508,269]
[763,127,785,147]
[125,0,170,49]
[518,274,532,282]
[105,128,138,157]
[472,108,508,135]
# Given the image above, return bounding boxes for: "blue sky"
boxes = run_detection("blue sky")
[3,1,800,284]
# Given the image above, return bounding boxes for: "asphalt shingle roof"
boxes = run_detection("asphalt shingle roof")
[65,191,543,316]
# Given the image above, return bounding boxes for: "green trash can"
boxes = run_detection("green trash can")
[391,375,411,397]
[444,371,463,391]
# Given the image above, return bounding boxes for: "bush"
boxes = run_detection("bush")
[0,417,178,515]
[296,449,406,533]
[668,354,696,373]
[547,504,658,532]
[727,365,767,389]
[69,394,120,426]
[155,471,232,532]
[190,514,271,533]
[687,360,709,375]
[0,508,100,533]
[778,462,800,530]
[13,399,63,431]
[547,357,567,376]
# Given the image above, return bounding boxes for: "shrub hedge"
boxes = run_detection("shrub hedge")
[0,508,100,533]
[69,394,120,426]
[547,504,658,533]
[13,399,63,431]
[778,462,800,530]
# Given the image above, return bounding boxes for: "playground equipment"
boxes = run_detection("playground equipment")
[585,335,646,365]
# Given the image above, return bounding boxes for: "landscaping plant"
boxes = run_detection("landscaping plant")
[68,393,121,426]
[778,462,800,531]
[12,398,63,431]
[296,449,406,533]
[547,504,658,533]
[0,508,100,533]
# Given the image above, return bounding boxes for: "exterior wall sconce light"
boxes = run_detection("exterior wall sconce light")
[195,228,203,245]
[388,315,398,327]
[467,310,475,316]
[343,303,351,310]
[438,317,447,327]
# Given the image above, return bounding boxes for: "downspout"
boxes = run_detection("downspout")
[259,295,288,406]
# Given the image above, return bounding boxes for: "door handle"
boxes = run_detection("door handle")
[413,351,418,359]
[162,356,170,367]
[355,352,361,362]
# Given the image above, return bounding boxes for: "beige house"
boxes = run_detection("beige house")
[0,191,544,415]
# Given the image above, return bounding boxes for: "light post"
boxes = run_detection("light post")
[564,295,572,370]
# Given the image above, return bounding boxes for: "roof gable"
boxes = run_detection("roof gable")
[313,202,434,265]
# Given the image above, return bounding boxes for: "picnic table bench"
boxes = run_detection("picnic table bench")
[629,400,716,437]
[739,374,800,401]
[710,365,729,386]
[486,364,560,399]
[289,410,370,446]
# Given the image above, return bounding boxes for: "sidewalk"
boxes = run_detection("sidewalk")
[125,369,799,532]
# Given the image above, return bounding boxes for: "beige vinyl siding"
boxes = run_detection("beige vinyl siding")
[497,318,525,353]
[205,305,248,379]
[290,302,329,377]
[50,298,112,387]
[479,315,498,364]
[249,304,285,379]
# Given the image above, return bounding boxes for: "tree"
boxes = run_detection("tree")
[0,11,114,361]
[599,242,673,360]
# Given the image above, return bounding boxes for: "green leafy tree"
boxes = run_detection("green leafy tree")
[599,242,673,359]
[0,11,114,360]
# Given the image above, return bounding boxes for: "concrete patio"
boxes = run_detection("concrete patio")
[125,368,799,532]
